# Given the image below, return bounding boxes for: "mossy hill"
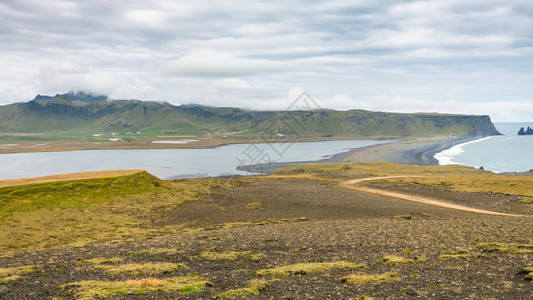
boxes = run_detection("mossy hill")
[0,171,167,221]
[0,93,500,137]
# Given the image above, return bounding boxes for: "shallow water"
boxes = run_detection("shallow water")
[0,140,392,180]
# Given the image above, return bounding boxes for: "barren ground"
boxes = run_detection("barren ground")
[1,176,532,299]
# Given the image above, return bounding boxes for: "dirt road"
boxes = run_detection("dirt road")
[340,176,528,217]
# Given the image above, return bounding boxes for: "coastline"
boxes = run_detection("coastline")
[345,135,486,165]
[400,135,484,165]
[235,140,400,173]
[0,136,394,154]
[0,135,495,180]
[238,135,486,174]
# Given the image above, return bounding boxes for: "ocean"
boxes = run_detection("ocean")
[435,122,533,173]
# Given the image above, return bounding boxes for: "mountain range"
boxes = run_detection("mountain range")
[0,92,500,137]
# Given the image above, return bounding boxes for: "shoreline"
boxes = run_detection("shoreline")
[0,135,397,154]
[345,135,486,166]
[400,135,484,165]
[236,140,399,173]
[0,135,498,181]
[237,135,486,174]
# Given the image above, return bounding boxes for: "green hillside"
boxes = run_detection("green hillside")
[0,93,500,137]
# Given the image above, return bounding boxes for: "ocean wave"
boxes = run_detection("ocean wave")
[434,137,494,166]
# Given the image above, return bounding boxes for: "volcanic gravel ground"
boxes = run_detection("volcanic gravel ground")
[1,177,532,299]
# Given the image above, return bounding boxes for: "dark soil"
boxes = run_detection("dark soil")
[1,177,532,299]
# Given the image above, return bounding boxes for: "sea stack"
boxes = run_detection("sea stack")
[518,126,533,135]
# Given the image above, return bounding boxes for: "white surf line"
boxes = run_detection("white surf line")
[340,176,529,217]
[434,136,494,166]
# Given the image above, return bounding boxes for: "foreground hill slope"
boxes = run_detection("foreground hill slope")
[0,163,532,299]
[0,93,500,137]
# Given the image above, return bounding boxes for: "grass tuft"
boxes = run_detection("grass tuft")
[520,197,533,204]
[476,242,533,254]
[198,248,262,261]
[253,261,365,277]
[84,262,187,276]
[0,275,23,283]
[0,265,39,283]
[380,255,426,266]
[78,257,123,265]
[437,254,473,260]
[341,272,400,285]
[61,275,211,299]
[521,267,533,281]
[437,250,476,260]
[126,277,164,288]
[215,279,270,298]
[245,201,263,209]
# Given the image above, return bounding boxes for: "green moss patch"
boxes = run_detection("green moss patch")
[341,272,400,285]
[61,275,212,299]
[520,197,533,204]
[0,171,168,219]
[253,261,365,277]
[0,173,210,253]
[84,262,187,276]
[476,242,533,254]
[215,279,270,298]
[437,250,477,260]
[77,257,123,265]
[380,255,426,266]
[0,265,39,283]
[521,267,533,281]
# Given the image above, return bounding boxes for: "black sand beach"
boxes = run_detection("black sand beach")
[238,135,482,173]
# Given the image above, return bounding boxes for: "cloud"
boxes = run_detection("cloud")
[124,9,170,28]
[35,62,154,100]
[161,51,291,78]
[317,94,533,122]
[0,0,532,122]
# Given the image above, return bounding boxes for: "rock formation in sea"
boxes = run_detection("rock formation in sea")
[518,126,533,135]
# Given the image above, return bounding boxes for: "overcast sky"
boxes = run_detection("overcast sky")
[1,0,532,121]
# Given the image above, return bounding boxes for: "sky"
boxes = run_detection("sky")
[0,0,532,121]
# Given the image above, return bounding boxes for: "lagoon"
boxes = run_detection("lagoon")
[0,140,392,180]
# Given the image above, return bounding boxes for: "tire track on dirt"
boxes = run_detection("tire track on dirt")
[340,176,529,217]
